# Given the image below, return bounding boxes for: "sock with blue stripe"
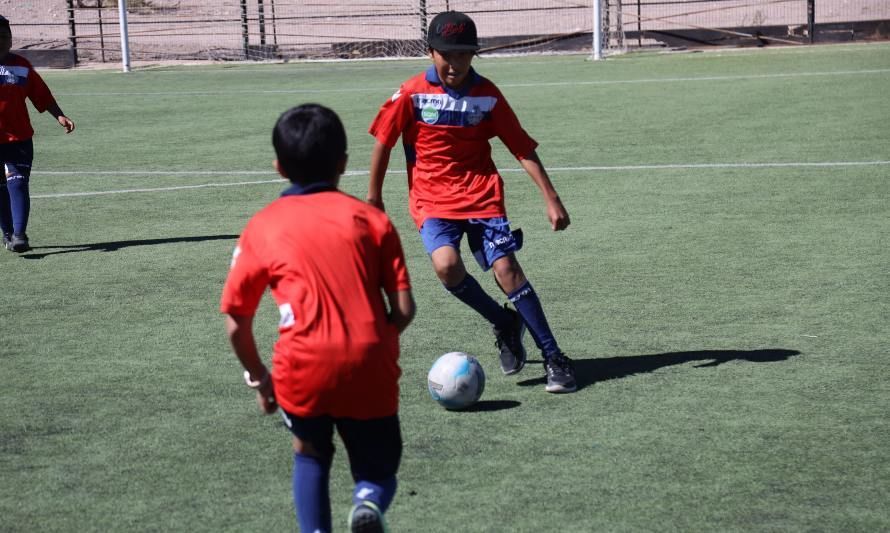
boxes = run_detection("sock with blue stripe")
[353,475,397,512]
[508,281,561,357]
[5,170,29,235]
[293,452,332,533]
[446,274,511,329]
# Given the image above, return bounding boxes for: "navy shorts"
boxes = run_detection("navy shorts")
[420,217,524,271]
[281,410,402,482]
[0,140,34,183]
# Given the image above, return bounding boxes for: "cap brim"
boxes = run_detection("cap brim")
[429,43,481,52]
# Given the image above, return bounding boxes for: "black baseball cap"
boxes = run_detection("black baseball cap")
[427,11,480,52]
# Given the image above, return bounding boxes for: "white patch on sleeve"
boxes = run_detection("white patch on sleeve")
[391,90,402,102]
[278,302,295,328]
[230,246,241,268]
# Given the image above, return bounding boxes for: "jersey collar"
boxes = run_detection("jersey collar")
[281,181,338,197]
[425,65,481,99]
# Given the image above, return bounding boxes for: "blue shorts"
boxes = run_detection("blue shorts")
[281,410,402,482]
[420,217,524,272]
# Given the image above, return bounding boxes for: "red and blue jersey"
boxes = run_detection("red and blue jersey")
[220,184,412,419]
[369,66,538,228]
[0,53,57,144]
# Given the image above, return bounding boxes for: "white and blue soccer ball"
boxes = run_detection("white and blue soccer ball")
[427,352,485,410]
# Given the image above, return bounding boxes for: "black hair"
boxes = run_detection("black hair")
[272,104,347,184]
[0,16,10,30]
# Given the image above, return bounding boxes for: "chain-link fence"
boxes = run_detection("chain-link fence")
[3,0,889,66]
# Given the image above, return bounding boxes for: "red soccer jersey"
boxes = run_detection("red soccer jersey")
[369,67,538,228]
[220,186,412,419]
[0,53,57,144]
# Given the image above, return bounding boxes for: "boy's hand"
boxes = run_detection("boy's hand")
[255,380,278,414]
[244,369,278,414]
[547,197,570,231]
[57,116,75,134]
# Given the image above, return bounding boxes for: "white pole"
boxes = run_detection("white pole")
[592,0,604,60]
[118,0,131,72]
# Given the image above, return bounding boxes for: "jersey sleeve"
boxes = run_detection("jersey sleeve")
[220,232,269,316]
[379,217,411,294]
[368,85,415,149]
[25,67,57,113]
[490,88,539,160]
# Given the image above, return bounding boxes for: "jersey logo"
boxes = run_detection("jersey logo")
[421,105,440,124]
[466,105,484,126]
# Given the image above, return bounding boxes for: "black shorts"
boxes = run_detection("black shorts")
[281,410,402,482]
[0,139,34,181]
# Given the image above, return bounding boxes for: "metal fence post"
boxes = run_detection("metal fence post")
[807,0,815,43]
[66,0,79,65]
[241,0,249,59]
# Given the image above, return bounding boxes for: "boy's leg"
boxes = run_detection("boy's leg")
[282,411,336,532]
[422,218,513,329]
[4,163,30,235]
[471,218,576,392]
[338,415,402,532]
[2,141,34,252]
[493,257,576,392]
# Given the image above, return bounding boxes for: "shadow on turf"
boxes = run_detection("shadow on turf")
[18,234,240,259]
[456,400,521,413]
[516,349,800,392]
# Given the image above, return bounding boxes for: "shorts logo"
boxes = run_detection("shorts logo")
[421,105,439,124]
[487,234,514,249]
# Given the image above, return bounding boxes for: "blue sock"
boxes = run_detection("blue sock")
[508,281,561,357]
[293,453,332,533]
[445,274,511,328]
[5,172,30,235]
[0,184,12,236]
[353,476,397,512]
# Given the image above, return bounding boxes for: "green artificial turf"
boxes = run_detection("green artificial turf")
[1,42,888,532]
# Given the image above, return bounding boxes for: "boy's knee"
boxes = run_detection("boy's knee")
[293,436,334,462]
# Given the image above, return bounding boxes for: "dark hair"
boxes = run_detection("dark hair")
[0,16,10,30]
[272,104,347,184]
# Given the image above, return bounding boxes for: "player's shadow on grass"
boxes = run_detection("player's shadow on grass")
[458,400,521,413]
[517,349,800,392]
[19,234,240,259]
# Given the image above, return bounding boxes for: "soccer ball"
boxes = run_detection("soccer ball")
[427,352,485,410]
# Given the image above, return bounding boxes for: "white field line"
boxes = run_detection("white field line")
[56,68,890,97]
[31,161,890,199]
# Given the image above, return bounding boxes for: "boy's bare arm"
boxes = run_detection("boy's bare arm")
[368,140,392,210]
[519,150,570,231]
[386,289,416,334]
[46,102,75,134]
[225,313,277,414]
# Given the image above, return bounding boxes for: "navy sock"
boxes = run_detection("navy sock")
[5,173,30,235]
[0,184,12,236]
[293,453,332,533]
[445,274,511,328]
[353,475,397,512]
[508,281,561,357]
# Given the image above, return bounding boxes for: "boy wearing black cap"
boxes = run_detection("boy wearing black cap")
[0,15,75,253]
[367,11,577,393]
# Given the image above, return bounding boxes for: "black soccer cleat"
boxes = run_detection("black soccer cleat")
[544,352,577,393]
[9,233,29,253]
[349,502,388,533]
[493,305,527,375]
